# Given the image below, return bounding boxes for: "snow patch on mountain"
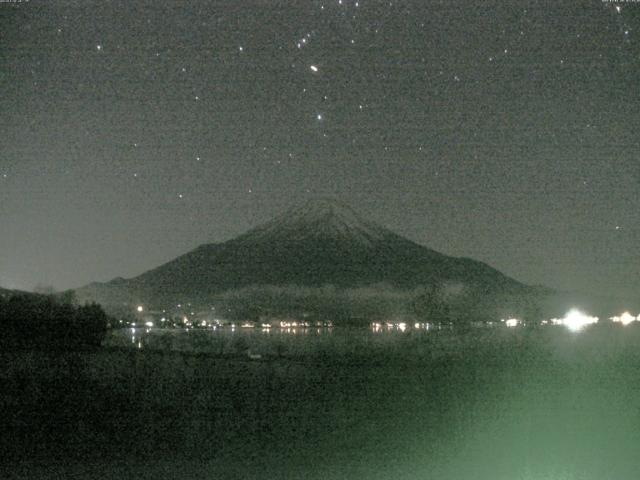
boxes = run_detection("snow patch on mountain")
[240,198,391,246]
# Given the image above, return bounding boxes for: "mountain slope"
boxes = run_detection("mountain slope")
[76,198,531,308]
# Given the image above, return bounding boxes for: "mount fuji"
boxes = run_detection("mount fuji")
[76,198,535,310]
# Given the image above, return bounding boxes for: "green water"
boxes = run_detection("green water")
[2,325,640,479]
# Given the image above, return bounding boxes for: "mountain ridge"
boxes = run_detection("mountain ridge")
[76,198,535,311]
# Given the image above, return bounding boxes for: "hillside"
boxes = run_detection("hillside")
[76,198,542,319]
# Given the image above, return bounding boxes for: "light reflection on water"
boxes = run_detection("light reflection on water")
[106,323,435,354]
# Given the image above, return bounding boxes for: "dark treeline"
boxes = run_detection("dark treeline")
[0,292,109,350]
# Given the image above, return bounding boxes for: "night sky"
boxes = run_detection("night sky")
[1,0,638,299]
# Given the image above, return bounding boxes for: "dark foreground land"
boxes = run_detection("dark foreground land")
[2,326,640,479]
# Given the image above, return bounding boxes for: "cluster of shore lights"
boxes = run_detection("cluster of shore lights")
[610,312,640,326]
[371,322,433,333]
[545,309,599,331]
[503,318,520,328]
[504,309,600,331]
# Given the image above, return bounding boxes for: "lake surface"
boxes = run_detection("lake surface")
[104,323,452,357]
[4,324,640,479]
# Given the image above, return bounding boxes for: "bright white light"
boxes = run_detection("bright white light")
[504,318,519,328]
[145,321,154,327]
[310,65,318,72]
[137,305,143,312]
[562,309,599,332]
[398,322,407,332]
[611,312,637,326]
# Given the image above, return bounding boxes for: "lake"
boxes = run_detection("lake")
[3,323,640,479]
[104,323,454,357]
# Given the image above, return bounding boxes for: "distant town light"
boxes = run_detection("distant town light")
[611,312,637,326]
[145,321,154,327]
[562,309,598,332]
[137,305,143,312]
[504,318,519,328]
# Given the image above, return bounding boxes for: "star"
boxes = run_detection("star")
[96,44,103,51]
[316,113,323,121]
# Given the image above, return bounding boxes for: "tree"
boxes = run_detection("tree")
[0,293,109,350]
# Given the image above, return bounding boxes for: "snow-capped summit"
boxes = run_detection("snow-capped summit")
[240,198,390,246]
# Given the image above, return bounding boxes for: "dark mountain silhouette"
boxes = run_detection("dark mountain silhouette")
[0,287,34,299]
[76,198,537,309]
